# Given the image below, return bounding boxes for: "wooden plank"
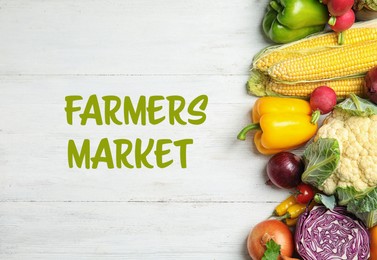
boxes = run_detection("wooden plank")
[0,75,290,203]
[0,201,275,259]
[0,0,267,75]
[0,1,292,259]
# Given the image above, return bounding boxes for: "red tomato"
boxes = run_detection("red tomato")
[295,183,315,204]
[247,219,294,260]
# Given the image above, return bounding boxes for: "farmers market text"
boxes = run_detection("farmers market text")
[65,94,208,169]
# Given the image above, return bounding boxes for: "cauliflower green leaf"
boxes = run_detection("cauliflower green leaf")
[336,93,377,116]
[302,138,340,188]
[314,193,336,209]
[336,186,362,205]
[338,186,377,228]
[347,187,377,213]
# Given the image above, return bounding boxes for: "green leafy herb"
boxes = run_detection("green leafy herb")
[262,239,281,260]
[302,138,340,188]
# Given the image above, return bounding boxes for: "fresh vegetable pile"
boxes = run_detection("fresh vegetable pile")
[240,2,377,259]
[302,94,377,228]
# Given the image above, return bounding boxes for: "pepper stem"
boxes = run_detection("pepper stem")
[274,212,290,221]
[237,123,261,140]
[311,110,321,124]
[269,0,283,13]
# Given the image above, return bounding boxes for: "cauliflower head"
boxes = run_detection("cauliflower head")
[315,109,377,194]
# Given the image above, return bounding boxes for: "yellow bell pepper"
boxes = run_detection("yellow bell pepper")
[252,97,312,122]
[238,97,317,155]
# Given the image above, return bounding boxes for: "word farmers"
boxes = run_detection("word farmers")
[65,94,208,126]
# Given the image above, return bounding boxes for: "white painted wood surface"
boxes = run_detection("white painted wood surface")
[0,1,292,259]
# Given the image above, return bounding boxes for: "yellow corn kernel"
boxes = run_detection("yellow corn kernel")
[267,77,365,98]
[285,28,377,51]
[268,40,377,82]
[254,28,377,72]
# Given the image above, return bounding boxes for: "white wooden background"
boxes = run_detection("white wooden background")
[0,0,292,259]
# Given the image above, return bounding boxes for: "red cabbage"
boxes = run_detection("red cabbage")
[295,206,369,260]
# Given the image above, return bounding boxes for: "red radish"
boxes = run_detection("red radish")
[320,0,329,4]
[327,0,354,16]
[364,66,377,104]
[328,9,355,32]
[310,86,337,115]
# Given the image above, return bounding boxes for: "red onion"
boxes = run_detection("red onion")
[266,152,304,189]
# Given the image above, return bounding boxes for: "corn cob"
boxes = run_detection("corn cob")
[247,69,365,98]
[248,21,377,98]
[267,39,377,83]
[268,77,365,98]
[254,27,377,72]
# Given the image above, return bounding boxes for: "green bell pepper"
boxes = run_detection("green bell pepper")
[262,0,329,44]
